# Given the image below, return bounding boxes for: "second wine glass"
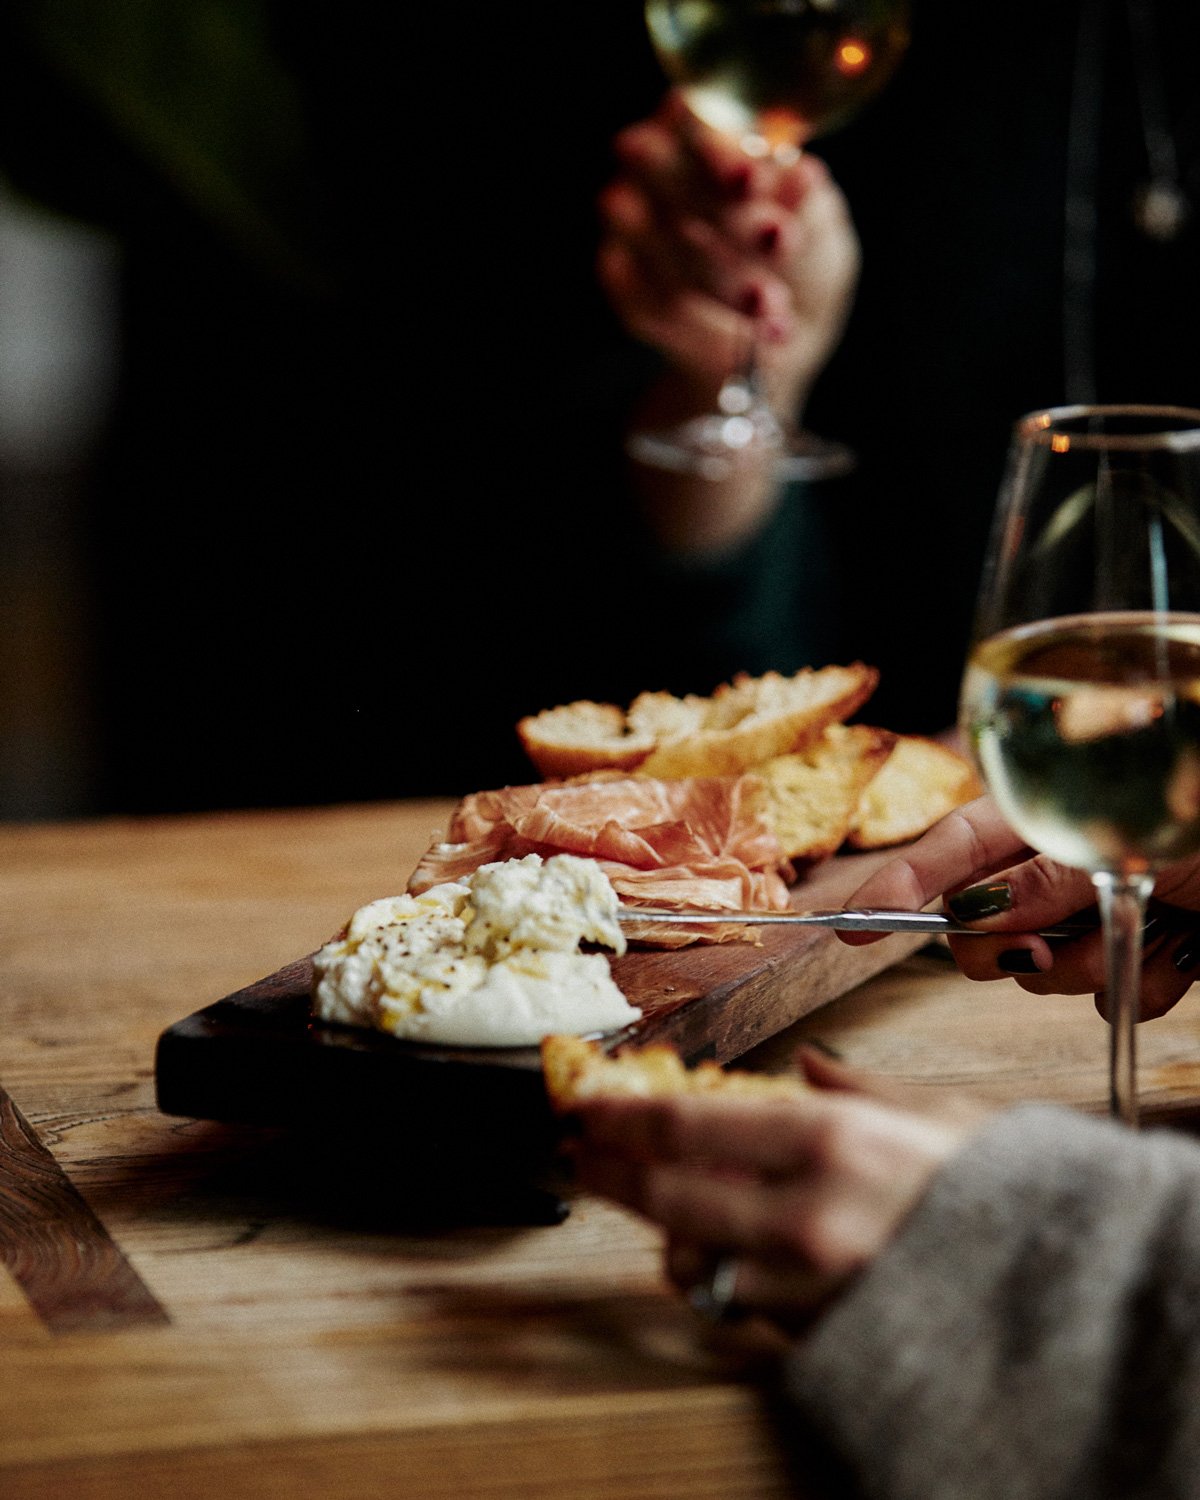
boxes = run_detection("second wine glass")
[959,405,1200,1127]
[631,0,911,482]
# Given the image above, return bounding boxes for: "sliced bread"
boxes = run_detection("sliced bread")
[847,736,982,849]
[757,723,898,862]
[517,664,878,782]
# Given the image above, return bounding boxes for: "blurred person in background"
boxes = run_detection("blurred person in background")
[3,1,1200,816]
[600,0,1200,734]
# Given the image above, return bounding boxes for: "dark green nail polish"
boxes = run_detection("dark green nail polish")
[948,882,1013,921]
[998,948,1040,974]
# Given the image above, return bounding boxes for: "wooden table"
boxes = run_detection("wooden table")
[4,800,1200,1498]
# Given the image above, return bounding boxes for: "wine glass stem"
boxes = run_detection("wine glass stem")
[719,336,763,405]
[1093,870,1154,1128]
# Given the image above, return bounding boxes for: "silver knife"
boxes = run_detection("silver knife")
[617,907,1092,938]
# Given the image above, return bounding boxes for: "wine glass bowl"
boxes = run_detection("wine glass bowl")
[645,0,911,160]
[959,405,1200,1125]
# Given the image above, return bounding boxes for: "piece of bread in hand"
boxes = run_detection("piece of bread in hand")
[516,701,656,780]
[541,1034,808,1109]
[847,735,982,849]
[757,723,898,863]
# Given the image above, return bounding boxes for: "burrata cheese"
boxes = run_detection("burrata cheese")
[311,853,640,1047]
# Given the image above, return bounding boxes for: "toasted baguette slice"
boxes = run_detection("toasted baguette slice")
[516,701,655,780]
[631,663,879,779]
[541,1034,808,1109]
[517,664,878,781]
[847,736,982,849]
[757,723,898,863]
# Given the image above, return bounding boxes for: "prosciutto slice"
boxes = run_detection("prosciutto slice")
[407,776,794,929]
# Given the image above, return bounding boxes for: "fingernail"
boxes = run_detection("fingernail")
[997,948,1042,974]
[1172,934,1200,974]
[798,1037,843,1060]
[740,286,764,317]
[758,223,781,254]
[947,882,1013,921]
[726,166,753,199]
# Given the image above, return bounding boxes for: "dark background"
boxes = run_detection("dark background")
[2,0,1199,819]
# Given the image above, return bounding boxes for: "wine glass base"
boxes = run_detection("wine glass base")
[776,428,857,481]
[627,417,856,483]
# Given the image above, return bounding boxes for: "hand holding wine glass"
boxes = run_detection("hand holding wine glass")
[598,90,861,482]
[958,406,1200,1126]
[621,0,910,483]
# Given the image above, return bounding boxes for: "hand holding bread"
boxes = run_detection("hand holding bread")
[549,1035,981,1335]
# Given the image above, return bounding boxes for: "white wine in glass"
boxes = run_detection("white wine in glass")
[645,0,911,157]
[960,406,1200,1127]
[632,0,910,481]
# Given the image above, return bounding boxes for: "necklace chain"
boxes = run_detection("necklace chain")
[1063,0,1191,403]
[1126,0,1190,240]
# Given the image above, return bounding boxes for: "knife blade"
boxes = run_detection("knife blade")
[616,907,1093,937]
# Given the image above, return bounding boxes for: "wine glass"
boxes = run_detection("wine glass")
[631,0,911,483]
[959,405,1200,1127]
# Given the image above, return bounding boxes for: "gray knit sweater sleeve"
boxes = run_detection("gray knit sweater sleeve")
[784,1104,1200,1500]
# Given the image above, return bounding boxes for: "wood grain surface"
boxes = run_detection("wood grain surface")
[0,1083,168,1332]
[1,800,1199,1498]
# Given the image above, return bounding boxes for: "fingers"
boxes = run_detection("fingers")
[794,1045,992,1126]
[775,154,859,305]
[572,1134,798,1262]
[1091,916,1200,1020]
[1145,859,1200,911]
[572,1089,967,1239]
[946,923,1106,990]
[597,189,789,379]
[608,108,792,268]
[942,907,1200,1021]
[1094,921,1198,1019]
[574,1129,850,1270]
[598,95,841,382]
[839,796,1031,946]
[571,1080,978,1339]
[596,234,760,382]
[655,88,813,217]
[574,1091,822,1177]
[793,1045,874,1094]
[840,796,1070,947]
[666,1237,830,1333]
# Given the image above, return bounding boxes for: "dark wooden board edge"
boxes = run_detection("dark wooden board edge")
[154,958,554,1152]
[154,928,930,1143]
[154,849,933,1146]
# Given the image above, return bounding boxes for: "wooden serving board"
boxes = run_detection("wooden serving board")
[154,849,927,1166]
